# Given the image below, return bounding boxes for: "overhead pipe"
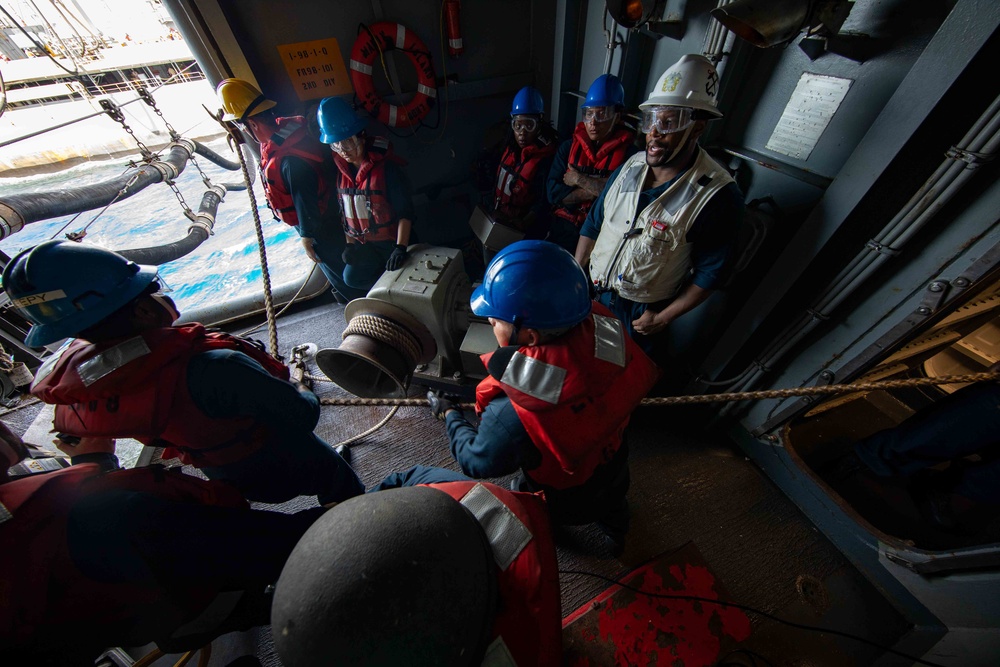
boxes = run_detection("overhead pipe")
[714,91,1000,415]
[0,141,194,239]
[116,184,225,265]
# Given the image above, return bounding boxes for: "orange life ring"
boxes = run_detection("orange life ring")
[349,22,437,129]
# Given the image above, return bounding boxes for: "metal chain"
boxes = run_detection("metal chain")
[100,98,153,161]
[188,152,213,189]
[316,371,1000,409]
[165,178,196,222]
[136,86,180,141]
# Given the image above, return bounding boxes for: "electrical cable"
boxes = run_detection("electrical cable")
[559,569,949,667]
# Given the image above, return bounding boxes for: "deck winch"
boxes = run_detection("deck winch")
[316,245,495,398]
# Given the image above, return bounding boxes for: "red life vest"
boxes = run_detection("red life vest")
[259,116,334,227]
[332,136,398,243]
[30,324,290,468]
[0,464,246,647]
[427,481,561,667]
[475,303,660,490]
[553,123,634,228]
[494,137,558,228]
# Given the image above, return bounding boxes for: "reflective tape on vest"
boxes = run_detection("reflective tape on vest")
[593,313,627,367]
[77,336,152,387]
[481,636,518,667]
[449,38,463,50]
[500,352,566,405]
[459,483,532,571]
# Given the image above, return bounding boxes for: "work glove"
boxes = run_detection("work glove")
[427,390,460,420]
[385,244,408,271]
[342,243,359,265]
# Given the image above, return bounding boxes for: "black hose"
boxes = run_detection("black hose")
[117,227,208,265]
[222,182,247,191]
[0,144,191,226]
[193,140,242,171]
[116,187,223,265]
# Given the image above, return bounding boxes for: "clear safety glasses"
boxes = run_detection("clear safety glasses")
[582,105,615,123]
[332,134,364,154]
[511,116,539,133]
[640,106,694,135]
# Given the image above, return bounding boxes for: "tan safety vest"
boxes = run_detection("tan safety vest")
[589,147,733,303]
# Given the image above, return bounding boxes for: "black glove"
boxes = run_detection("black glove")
[427,390,459,420]
[342,243,359,265]
[385,244,408,271]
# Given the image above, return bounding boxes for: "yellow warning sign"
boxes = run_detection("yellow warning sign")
[277,38,353,101]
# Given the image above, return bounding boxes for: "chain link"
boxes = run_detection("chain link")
[100,98,153,161]
[137,85,180,141]
[161,174,195,221]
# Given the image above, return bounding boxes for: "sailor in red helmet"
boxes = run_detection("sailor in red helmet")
[216,79,362,301]
[2,241,363,506]
[271,478,562,667]
[0,420,325,666]
[427,240,660,553]
[317,96,416,294]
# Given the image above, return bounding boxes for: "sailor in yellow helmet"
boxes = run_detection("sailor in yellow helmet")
[216,78,362,301]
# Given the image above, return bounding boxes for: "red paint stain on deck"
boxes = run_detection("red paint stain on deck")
[594,563,751,666]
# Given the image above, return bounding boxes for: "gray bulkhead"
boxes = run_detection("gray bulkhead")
[162,0,1000,662]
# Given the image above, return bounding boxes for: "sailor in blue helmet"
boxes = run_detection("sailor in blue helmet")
[426,240,660,553]
[547,74,637,253]
[316,97,415,294]
[216,79,360,302]
[2,241,363,506]
[491,87,559,249]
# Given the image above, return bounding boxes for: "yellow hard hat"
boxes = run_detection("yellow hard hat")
[216,78,277,122]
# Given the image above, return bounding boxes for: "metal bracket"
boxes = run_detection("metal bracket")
[865,239,901,257]
[945,146,996,170]
[916,280,951,316]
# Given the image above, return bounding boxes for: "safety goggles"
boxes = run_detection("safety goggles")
[511,116,539,133]
[331,134,364,154]
[640,106,694,135]
[582,105,616,123]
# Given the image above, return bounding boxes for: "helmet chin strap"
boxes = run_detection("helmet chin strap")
[507,316,523,347]
[663,123,694,165]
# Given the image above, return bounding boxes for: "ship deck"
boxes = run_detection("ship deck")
[2,291,911,666]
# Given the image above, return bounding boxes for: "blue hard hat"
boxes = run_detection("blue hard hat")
[471,240,591,330]
[583,74,624,108]
[510,86,544,117]
[317,97,367,144]
[2,240,158,347]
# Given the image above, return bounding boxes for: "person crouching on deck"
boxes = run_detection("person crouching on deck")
[0,420,327,666]
[2,241,363,506]
[316,96,415,294]
[426,240,660,553]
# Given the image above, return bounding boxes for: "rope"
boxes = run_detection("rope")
[332,405,400,448]
[343,314,423,366]
[316,371,1000,409]
[233,135,280,358]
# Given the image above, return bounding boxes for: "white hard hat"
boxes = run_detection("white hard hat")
[640,54,722,118]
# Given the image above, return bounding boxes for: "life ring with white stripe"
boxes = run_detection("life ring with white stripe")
[349,22,437,129]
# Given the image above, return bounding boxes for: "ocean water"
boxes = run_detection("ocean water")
[0,136,308,313]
